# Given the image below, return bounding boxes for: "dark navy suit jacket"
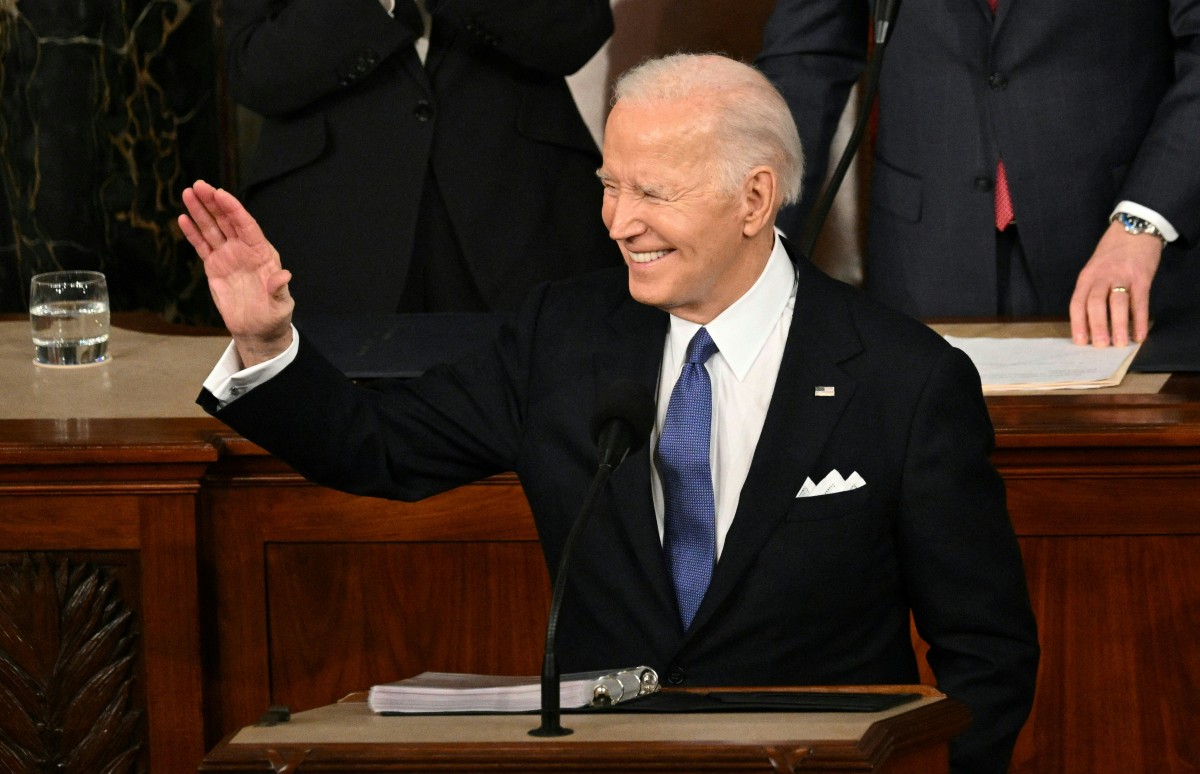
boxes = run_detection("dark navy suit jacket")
[759,0,1200,319]
[223,0,619,314]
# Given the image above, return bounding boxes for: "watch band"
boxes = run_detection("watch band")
[1111,211,1166,242]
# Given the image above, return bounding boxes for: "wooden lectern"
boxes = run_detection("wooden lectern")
[200,687,968,773]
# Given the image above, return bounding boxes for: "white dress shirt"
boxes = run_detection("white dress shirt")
[380,0,433,62]
[651,233,797,560]
[1111,200,1178,242]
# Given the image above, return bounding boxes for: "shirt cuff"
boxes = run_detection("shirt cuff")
[1112,201,1179,243]
[379,0,395,17]
[202,326,301,408]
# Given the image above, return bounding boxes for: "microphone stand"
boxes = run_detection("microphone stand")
[797,0,901,263]
[530,421,631,737]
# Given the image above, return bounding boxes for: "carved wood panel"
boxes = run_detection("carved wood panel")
[0,552,147,774]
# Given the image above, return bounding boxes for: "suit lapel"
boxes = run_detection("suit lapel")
[684,257,863,637]
[978,0,1010,33]
[421,13,453,77]
[592,295,679,622]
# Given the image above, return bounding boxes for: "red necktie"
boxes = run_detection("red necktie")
[989,0,1014,230]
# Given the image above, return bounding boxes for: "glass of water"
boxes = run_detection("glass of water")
[29,271,111,366]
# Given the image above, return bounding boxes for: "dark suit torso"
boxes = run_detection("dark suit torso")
[206,254,1038,773]
[223,0,620,314]
[759,0,1200,318]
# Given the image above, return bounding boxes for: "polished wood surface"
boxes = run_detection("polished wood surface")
[198,457,548,744]
[985,376,1200,772]
[200,689,967,773]
[0,416,215,773]
[0,317,1197,772]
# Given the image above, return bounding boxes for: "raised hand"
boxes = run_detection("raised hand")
[179,180,295,366]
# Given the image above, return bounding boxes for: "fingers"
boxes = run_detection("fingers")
[1068,289,1089,345]
[1130,288,1151,344]
[1069,281,1140,348]
[177,212,209,259]
[1070,223,1163,347]
[1107,286,1131,347]
[212,186,269,250]
[180,181,227,254]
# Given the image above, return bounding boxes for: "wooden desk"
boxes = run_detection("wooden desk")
[0,316,1196,772]
[200,689,968,773]
[0,316,229,773]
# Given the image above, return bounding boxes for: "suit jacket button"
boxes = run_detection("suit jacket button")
[974,175,994,192]
[413,100,433,122]
[988,71,1008,90]
[666,667,686,685]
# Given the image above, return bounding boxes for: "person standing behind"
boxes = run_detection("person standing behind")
[223,0,620,315]
[757,0,1200,347]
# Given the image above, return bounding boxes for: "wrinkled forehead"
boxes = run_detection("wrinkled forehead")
[600,100,720,179]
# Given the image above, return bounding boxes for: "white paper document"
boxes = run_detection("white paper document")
[943,335,1140,392]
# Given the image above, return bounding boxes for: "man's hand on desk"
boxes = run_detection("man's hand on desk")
[1069,220,1162,349]
[179,180,295,367]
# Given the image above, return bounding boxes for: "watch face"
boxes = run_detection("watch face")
[1118,213,1160,238]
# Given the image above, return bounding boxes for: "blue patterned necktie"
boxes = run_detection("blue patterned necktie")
[657,327,719,631]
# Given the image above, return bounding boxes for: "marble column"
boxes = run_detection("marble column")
[0,0,223,324]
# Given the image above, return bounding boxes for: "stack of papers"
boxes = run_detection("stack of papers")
[943,335,1140,393]
[368,667,659,714]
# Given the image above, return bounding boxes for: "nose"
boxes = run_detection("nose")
[603,191,646,242]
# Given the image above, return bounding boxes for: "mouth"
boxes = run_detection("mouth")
[627,248,672,264]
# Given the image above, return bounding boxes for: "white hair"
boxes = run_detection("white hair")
[611,53,804,207]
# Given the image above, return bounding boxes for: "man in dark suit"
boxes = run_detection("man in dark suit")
[223,0,619,314]
[180,54,1038,773]
[758,0,1200,348]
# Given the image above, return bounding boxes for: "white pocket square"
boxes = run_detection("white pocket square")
[797,469,866,498]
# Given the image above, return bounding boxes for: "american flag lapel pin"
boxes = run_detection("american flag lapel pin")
[814,385,836,397]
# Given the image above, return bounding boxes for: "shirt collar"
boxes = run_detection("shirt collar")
[667,230,797,380]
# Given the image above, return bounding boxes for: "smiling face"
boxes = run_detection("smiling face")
[598,98,775,324]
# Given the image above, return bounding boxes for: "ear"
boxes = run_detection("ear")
[740,166,777,238]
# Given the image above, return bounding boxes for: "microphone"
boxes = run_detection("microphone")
[798,0,902,261]
[590,379,657,469]
[530,380,655,737]
[873,0,901,45]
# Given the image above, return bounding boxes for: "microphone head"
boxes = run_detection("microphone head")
[590,379,656,466]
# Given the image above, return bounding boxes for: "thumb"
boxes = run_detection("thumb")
[266,269,293,299]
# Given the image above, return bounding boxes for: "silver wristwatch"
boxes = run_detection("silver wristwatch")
[1111,211,1166,242]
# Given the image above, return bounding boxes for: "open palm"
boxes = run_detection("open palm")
[180,180,295,361]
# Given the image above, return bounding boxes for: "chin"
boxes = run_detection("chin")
[627,278,669,309]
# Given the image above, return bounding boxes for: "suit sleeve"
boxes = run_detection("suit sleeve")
[1116,0,1200,246]
[755,0,869,238]
[223,0,416,117]
[898,347,1040,774]
[206,287,549,501]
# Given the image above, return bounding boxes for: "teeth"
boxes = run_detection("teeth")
[629,249,670,263]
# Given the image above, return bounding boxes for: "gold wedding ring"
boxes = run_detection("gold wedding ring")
[1110,286,1129,294]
